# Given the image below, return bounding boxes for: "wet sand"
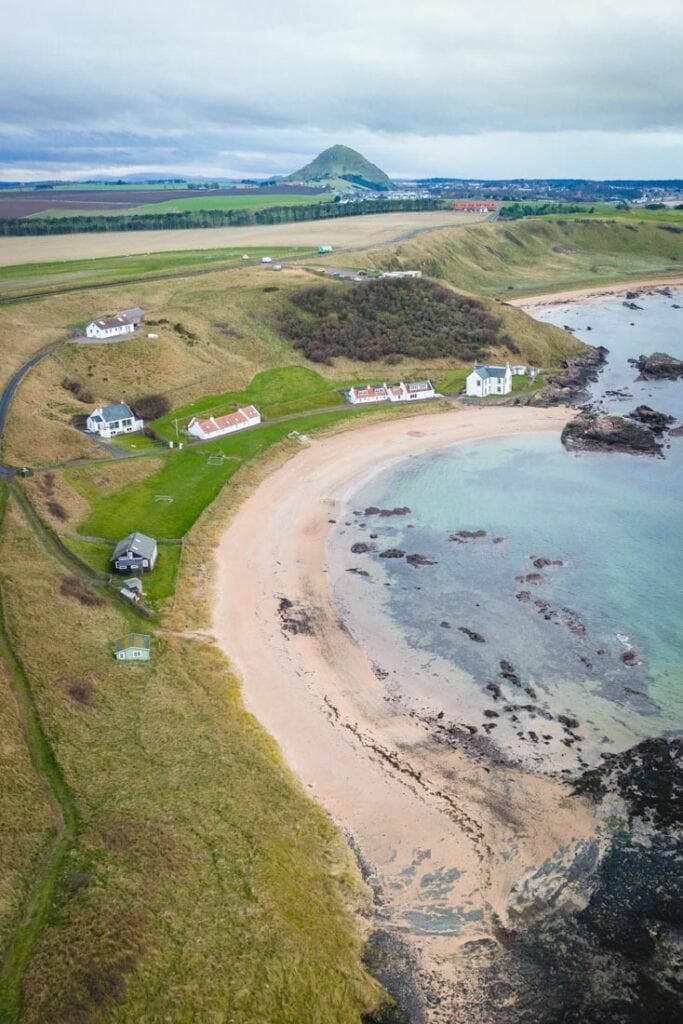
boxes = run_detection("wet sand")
[509,276,683,308]
[212,406,598,1015]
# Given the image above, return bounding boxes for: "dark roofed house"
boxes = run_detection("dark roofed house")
[111,532,158,574]
[466,363,512,397]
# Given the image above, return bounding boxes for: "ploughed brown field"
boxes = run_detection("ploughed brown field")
[0,185,324,219]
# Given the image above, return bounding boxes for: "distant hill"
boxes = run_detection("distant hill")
[284,145,392,191]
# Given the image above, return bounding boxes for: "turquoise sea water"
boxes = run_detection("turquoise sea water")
[329,289,683,771]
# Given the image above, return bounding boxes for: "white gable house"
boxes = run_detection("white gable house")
[466,364,512,398]
[86,307,144,339]
[86,403,143,439]
[347,380,437,405]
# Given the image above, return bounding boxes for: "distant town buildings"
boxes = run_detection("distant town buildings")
[466,364,512,397]
[187,405,262,440]
[86,307,145,339]
[452,201,497,213]
[86,402,143,439]
[346,380,437,405]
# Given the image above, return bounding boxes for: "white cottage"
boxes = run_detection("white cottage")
[466,364,512,397]
[346,380,436,405]
[86,403,143,439]
[85,307,144,340]
[187,405,261,440]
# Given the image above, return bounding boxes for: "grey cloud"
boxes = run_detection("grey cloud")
[1,0,682,177]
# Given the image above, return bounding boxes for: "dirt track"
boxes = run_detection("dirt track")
[0,210,479,267]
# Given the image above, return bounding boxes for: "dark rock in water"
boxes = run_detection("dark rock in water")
[483,709,499,718]
[558,714,580,729]
[364,505,412,517]
[531,556,564,569]
[379,548,405,559]
[486,682,502,699]
[499,660,522,686]
[351,542,373,554]
[516,571,544,583]
[516,590,531,602]
[459,626,486,642]
[563,324,576,332]
[630,351,683,379]
[622,300,643,310]
[627,404,676,434]
[449,528,487,542]
[492,536,506,544]
[406,553,437,567]
[670,426,683,436]
[673,303,681,309]
[440,621,451,628]
[561,411,663,456]
[625,290,641,299]
[369,533,378,539]
[621,648,639,665]
[347,567,370,577]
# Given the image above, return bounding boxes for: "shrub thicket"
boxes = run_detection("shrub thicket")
[131,393,171,420]
[279,278,517,363]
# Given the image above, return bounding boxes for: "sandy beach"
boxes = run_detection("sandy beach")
[508,276,683,308]
[212,406,598,1016]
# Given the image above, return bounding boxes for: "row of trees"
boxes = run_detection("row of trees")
[499,202,590,219]
[279,278,519,364]
[0,198,448,236]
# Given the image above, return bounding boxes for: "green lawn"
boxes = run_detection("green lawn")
[153,367,347,438]
[63,537,182,601]
[71,406,390,540]
[0,246,310,297]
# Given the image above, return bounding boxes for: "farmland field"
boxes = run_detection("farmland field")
[0,185,325,219]
[33,193,333,219]
[0,210,480,269]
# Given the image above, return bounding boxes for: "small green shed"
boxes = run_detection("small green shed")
[114,633,151,661]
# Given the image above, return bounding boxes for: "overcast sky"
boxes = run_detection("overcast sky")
[2,0,682,181]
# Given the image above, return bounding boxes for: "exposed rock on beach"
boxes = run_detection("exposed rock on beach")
[629,351,683,379]
[561,411,663,456]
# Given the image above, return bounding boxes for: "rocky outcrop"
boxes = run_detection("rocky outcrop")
[629,351,683,379]
[405,553,437,567]
[561,412,662,456]
[530,345,609,406]
[627,405,676,434]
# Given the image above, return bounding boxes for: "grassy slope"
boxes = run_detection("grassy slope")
[2,265,579,469]
[346,217,683,297]
[0,246,308,299]
[34,193,332,218]
[0,500,382,1024]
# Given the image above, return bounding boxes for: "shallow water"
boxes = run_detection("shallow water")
[329,289,683,771]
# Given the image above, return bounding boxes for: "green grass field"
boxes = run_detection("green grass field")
[153,367,346,437]
[30,193,332,219]
[71,405,392,540]
[0,246,309,297]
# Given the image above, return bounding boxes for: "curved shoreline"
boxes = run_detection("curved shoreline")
[211,406,597,1011]
[508,275,683,308]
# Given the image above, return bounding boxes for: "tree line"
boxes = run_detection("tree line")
[499,202,591,219]
[0,198,449,236]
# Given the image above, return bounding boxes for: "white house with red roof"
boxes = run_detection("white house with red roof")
[187,405,261,440]
[346,380,436,405]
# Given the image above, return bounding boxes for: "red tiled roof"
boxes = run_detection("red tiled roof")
[191,405,260,436]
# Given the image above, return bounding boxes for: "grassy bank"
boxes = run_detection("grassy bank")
[0,483,384,1023]
[347,216,683,297]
